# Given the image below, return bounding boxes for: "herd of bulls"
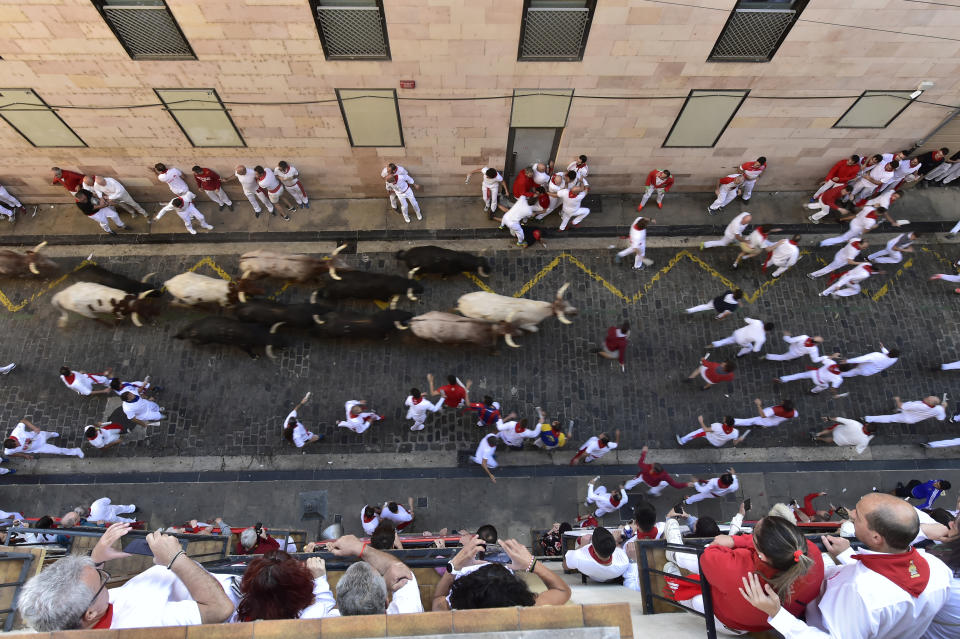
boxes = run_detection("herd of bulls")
[0,243,578,359]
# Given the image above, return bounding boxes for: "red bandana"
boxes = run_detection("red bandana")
[788,239,798,245]
[804,338,816,347]
[92,604,114,629]
[514,424,526,433]
[851,241,862,250]
[828,364,841,374]
[636,527,659,540]
[853,549,930,597]
[721,424,734,434]
[411,396,422,405]
[588,545,612,565]
[63,373,76,384]
[862,426,872,436]
[863,265,874,273]
[7,436,19,446]
[772,406,795,418]
[610,494,621,506]
[718,477,732,488]
[866,211,879,220]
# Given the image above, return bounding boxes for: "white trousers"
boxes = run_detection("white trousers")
[24,432,84,457]
[926,438,960,448]
[711,336,753,357]
[821,274,865,297]
[764,344,808,361]
[809,255,851,278]
[89,498,136,523]
[864,413,920,424]
[482,185,499,213]
[940,360,960,370]
[708,188,738,211]
[849,178,879,203]
[950,219,960,235]
[616,241,647,269]
[812,180,840,199]
[939,163,960,184]
[770,261,794,278]
[243,190,273,214]
[780,370,828,393]
[685,302,716,314]
[740,179,757,201]
[806,200,834,221]
[396,190,421,221]
[925,163,953,181]
[640,185,665,207]
[703,233,738,249]
[684,483,724,504]
[504,219,525,244]
[559,207,589,230]
[201,187,232,206]
[0,204,13,219]
[89,207,125,233]
[734,416,783,428]
[867,242,903,264]
[820,221,869,247]
[0,186,22,209]
[284,181,308,205]
[109,189,147,216]
[176,207,213,233]
[408,399,441,430]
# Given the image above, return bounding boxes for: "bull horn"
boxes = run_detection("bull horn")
[238,291,247,303]
[407,266,420,278]
[270,322,285,334]
[28,263,40,275]
[556,282,570,299]
[266,345,277,360]
[390,295,399,310]
[331,243,347,256]
[32,241,48,253]
[504,333,521,348]
[478,266,490,277]
[310,290,319,304]
[313,315,325,325]
[140,272,156,284]
[556,310,573,325]
[131,312,143,327]
[138,289,155,300]
[406,287,418,302]
[506,310,518,323]
[328,265,342,281]
[394,321,409,330]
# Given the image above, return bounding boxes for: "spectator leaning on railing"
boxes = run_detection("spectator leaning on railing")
[17,522,234,630]
[236,524,281,555]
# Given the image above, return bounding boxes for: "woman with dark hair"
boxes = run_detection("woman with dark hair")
[219,550,333,621]
[926,513,959,639]
[537,522,572,556]
[664,515,824,634]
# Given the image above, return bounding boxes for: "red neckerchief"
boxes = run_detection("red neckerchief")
[410,396,422,405]
[610,494,621,506]
[866,211,879,220]
[63,373,76,384]
[851,241,862,250]
[804,338,816,347]
[103,423,123,431]
[636,527,659,540]
[862,426,872,436]
[788,239,798,245]
[597,440,608,448]
[721,424,734,434]
[718,477,732,488]
[514,424,525,433]
[363,514,376,523]
[862,265,874,273]
[576,162,586,169]
[587,545,613,565]
[853,549,930,597]
[756,227,768,239]
[828,364,841,374]
[92,604,114,629]
[772,405,795,418]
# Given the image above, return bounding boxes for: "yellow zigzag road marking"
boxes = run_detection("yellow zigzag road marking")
[0,260,94,312]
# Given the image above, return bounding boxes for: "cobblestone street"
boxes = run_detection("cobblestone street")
[1,242,958,461]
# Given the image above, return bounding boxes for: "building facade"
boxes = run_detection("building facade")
[1,0,959,201]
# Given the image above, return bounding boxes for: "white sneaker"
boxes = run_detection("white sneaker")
[187,227,197,235]
[201,224,214,230]
[415,212,422,220]
[0,363,15,375]
[404,217,411,223]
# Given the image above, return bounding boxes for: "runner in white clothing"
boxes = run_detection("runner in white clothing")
[360,505,381,535]
[819,208,883,247]
[536,171,566,220]
[702,212,751,249]
[865,395,947,424]
[585,477,628,517]
[86,175,148,219]
[615,216,655,270]
[840,344,899,378]
[381,163,409,211]
[867,232,915,264]
[386,173,422,223]
[337,400,382,434]
[154,193,214,235]
[3,419,84,458]
[120,391,165,426]
[709,317,774,357]
[820,262,878,298]
[152,163,192,198]
[566,156,589,188]
[471,433,500,483]
[676,415,742,447]
[84,422,124,450]
[89,497,136,523]
[557,186,590,231]
[282,392,321,448]
[569,430,620,465]
[254,166,297,219]
[380,499,415,530]
[734,398,798,428]
[764,333,829,363]
[737,157,766,201]
[223,165,274,217]
[808,239,866,278]
[762,235,801,278]
[496,418,540,448]
[775,358,854,395]
[849,160,897,202]
[59,366,112,396]
[707,173,743,214]
[275,161,309,208]
[531,162,552,188]
[498,192,538,246]
[811,416,876,454]
[684,470,738,504]
[466,166,506,218]
[404,388,441,431]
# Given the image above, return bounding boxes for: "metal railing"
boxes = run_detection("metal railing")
[0,551,35,631]
[4,527,230,563]
[204,545,464,573]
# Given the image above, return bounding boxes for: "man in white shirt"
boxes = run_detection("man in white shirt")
[531,162,552,188]
[865,395,946,425]
[223,165,274,218]
[868,232,915,264]
[702,211,751,249]
[819,207,884,247]
[564,526,630,583]
[499,192,539,246]
[152,163,192,198]
[763,234,801,278]
[404,388,441,431]
[764,332,828,363]
[85,175,147,219]
[470,433,500,483]
[557,185,590,231]
[360,505,381,535]
[677,415,741,447]
[59,366,112,396]
[337,400,382,434]
[380,499,415,530]
[776,358,854,395]
[17,523,234,630]
[154,193,214,235]
[536,171,567,220]
[615,216,654,270]
[89,497,137,523]
[120,391,165,426]
[275,160,309,209]
[569,430,620,464]
[84,422,124,450]
[710,317,774,357]
[3,419,84,459]
[808,239,866,279]
[386,172,422,223]
[466,166,505,218]
[707,173,743,214]
[567,155,589,187]
[684,470,739,505]
[882,157,922,193]
[283,393,321,448]
[254,165,297,219]
[820,262,878,298]
[381,163,409,211]
[849,160,898,203]
[734,398,798,429]
[585,477,628,517]
[0,182,23,221]
[738,156,766,201]
[496,417,541,449]
[741,492,952,639]
[840,345,899,378]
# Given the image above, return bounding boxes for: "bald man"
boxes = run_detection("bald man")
[741,492,952,639]
[864,395,946,425]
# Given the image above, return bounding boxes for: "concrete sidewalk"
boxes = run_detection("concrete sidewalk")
[2,183,958,246]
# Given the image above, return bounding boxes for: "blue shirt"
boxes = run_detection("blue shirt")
[911,480,944,509]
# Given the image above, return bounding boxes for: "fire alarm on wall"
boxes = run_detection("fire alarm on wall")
[400,80,416,89]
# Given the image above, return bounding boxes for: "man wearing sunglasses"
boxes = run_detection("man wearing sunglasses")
[17,522,234,630]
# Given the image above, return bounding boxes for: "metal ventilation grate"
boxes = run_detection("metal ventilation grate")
[520,8,590,60]
[101,4,195,60]
[317,6,388,59]
[709,8,796,61]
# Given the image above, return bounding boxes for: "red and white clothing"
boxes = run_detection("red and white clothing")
[193,167,231,207]
[882,159,922,193]
[500,195,536,245]
[841,346,898,378]
[236,169,272,214]
[821,264,875,298]
[698,359,735,385]
[768,546,951,639]
[92,176,147,217]
[601,326,629,365]
[708,174,741,211]
[624,449,689,494]
[382,165,409,209]
[779,358,844,393]
[868,233,913,264]
[122,395,164,422]
[87,423,123,448]
[640,170,674,208]
[387,173,421,222]
[3,422,83,457]
[360,506,380,535]
[256,168,286,204]
[735,404,798,428]
[0,184,20,212]
[157,166,191,198]
[536,172,566,219]
[684,475,739,504]
[850,162,894,202]
[470,433,499,469]
[765,334,826,363]
[496,419,540,448]
[275,164,308,205]
[825,418,873,454]
[820,210,878,247]
[738,161,766,201]
[530,163,551,187]
[616,217,650,269]
[704,211,750,248]
[90,497,136,524]
[557,188,589,230]
[865,400,946,425]
[813,158,862,198]
[677,421,739,447]
[710,317,768,357]
[585,483,628,517]
[60,370,110,395]
[809,239,863,278]
[571,436,618,463]
[337,400,381,434]
[98,565,202,628]
[53,169,85,195]
[808,184,850,221]
[479,167,503,214]
[284,409,317,447]
[405,394,441,431]
[435,382,467,408]
[155,193,213,235]
[564,540,630,582]
[566,160,589,188]
[380,502,413,529]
